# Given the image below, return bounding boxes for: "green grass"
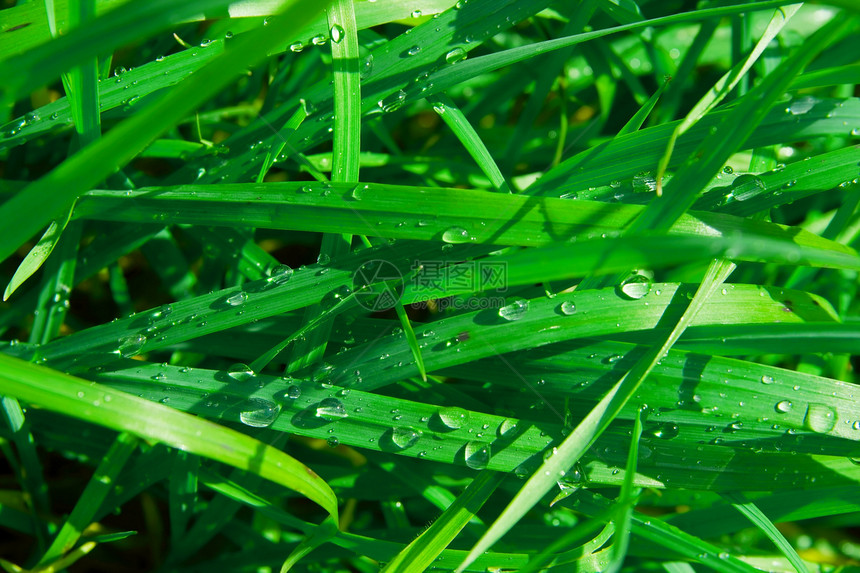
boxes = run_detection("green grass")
[1,0,859,571]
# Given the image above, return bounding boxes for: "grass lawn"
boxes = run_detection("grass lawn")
[1,0,860,571]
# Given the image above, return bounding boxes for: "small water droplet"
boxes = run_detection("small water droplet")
[499,299,529,321]
[326,436,340,447]
[445,47,467,64]
[559,301,576,315]
[330,24,345,43]
[761,374,775,385]
[311,34,327,46]
[442,226,471,243]
[437,406,469,429]
[722,165,734,174]
[464,441,490,469]
[788,95,817,115]
[407,45,421,56]
[731,174,766,201]
[618,274,651,300]
[289,41,303,53]
[316,398,347,420]
[239,398,280,427]
[411,9,422,17]
[647,422,679,440]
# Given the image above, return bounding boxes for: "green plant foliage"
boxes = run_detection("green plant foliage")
[1,0,859,571]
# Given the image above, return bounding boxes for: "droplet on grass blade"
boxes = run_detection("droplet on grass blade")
[464,441,490,469]
[441,226,471,243]
[391,426,422,449]
[239,398,280,427]
[227,363,255,382]
[499,299,528,321]
[559,301,576,315]
[316,398,347,420]
[618,274,651,300]
[436,406,469,429]
[804,403,837,433]
[117,334,146,357]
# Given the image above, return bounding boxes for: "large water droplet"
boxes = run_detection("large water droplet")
[804,403,837,433]
[788,95,817,115]
[760,374,775,385]
[437,406,469,429]
[559,301,576,315]
[498,418,519,438]
[445,47,467,64]
[226,291,248,306]
[239,398,280,427]
[407,45,421,56]
[391,426,422,449]
[647,422,679,440]
[411,9,423,17]
[330,24,345,43]
[441,226,471,243]
[464,441,490,469]
[316,397,347,420]
[228,363,255,382]
[117,334,146,357]
[731,174,766,202]
[619,274,651,300]
[377,90,407,113]
[268,264,293,286]
[499,299,529,321]
[775,400,793,413]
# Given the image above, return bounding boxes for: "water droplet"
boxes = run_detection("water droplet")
[289,41,304,53]
[647,422,679,440]
[330,24,345,43]
[117,334,146,357]
[498,418,519,438]
[437,406,469,429]
[731,174,766,201]
[391,426,422,449]
[760,374,775,385]
[228,363,255,382]
[311,34,327,46]
[445,47,467,64]
[268,264,293,285]
[224,31,233,39]
[283,385,302,400]
[377,89,407,113]
[239,398,280,427]
[775,400,793,413]
[407,46,421,56]
[360,55,373,79]
[442,226,471,243]
[464,441,490,469]
[788,95,817,115]
[227,291,248,306]
[411,9,422,17]
[326,436,340,447]
[317,253,331,265]
[499,299,529,321]
[559,301,576,315]
[316,398,347,420]
[618,274,651,300]
[722,165,734,174]
[804,403,837,433]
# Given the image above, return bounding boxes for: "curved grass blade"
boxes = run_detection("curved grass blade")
[3,205,73,301]
[380,471,505,573]
[0,353,339,519]
[37,432,139,567]
[721,492,809,573]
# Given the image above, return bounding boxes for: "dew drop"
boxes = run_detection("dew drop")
[498,418,519,438]
[559,301,576,315]
[117,334,146,357]
[239,398,279,427]
[391,426,422,449]
[445,47,467,64]
[618,274,651,300]
[227,363,255,382]
[464,441,490,470]
[411,9,422,17]
[760,374,775,385]
[330,24,345,43]
[316,397,347,420]
[289,41,304,53]
[437,406,469,429]
[226,291,248,306]
[311,34,327,46]
[804,403,837,433]
[377,89,407,113]
[647,422,679,440]
[407,46,421,56]
[499,299,529,321]
[775,400,793,413]
[326,436,340,447]
[268,264,293,285]
[442,226,471,243]
[788,95,817,115]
